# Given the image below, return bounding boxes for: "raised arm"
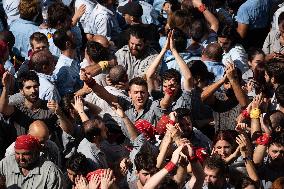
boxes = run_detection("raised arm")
[146,33,169,93]
[71,96,90,123]
[47,100,75,135]
[112,102,138,141]
[192,0,219,32]
[0,72,14,116]
[201,76,226,104]
[170,30,194,91]
[72,4,86,27]
[80,69,118,105]
[226,63,249,107]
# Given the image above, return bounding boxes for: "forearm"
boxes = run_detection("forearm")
[173,166,187,186]
[202,9,219,32]
[237,23,248,39]
[188,161,205,189]
[172,50,193,90]
[157,135,172,168]
[251,118,261,138]
[143,169,169,189]
[253,145,267,165]
[245,159,259,182]
[201,78,224,102]
[72,16,80,27]
[146,50,165,79]
[122,116,138,141]
[78,110,89,122]
[160,95,173,109]
[230,79,248,107]
[0,87,13,115]
[57,111,75,135]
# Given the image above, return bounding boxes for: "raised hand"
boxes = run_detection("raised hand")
[251,94,263,109]
[225,63,238,81]
[2,71,13,88]
[192,0,202,8]
[74,175,88,189]
[74,4,86,20]
[100,169,116,189]
[88,175,100,189]
[111,102,126,118]
[171,144,186,164]
[72,96,84,113]
[47,100,61,115]
[236,134,252,158]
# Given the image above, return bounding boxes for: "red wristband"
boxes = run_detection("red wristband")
[86,79,96,88]
[256,133,271,146]
[198,4,206,13]
[168,120,175,125]
[164,161,176,172]
[242,109,250,119]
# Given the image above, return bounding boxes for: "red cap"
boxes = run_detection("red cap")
[14,135,41,151]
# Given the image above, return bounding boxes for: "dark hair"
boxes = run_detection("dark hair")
[269,132,284,147]
[0,31,15,51]
[157,176,178,189]
[53,29,70,51]
[263,110,284,132]
[253,62,266,93]
[129,77,148,89]
[162,68,181,84]
[30,32,48,48]
[66,152,90,176]
[264,60,284,85]
[172,28,188,52]
[30,50,53,73]
[86,41,109,63]
[247,48,265,62]
[135,151,157,172]
[234,177,257,189]
[48,3,72,29]
[175,108,191,120]
[168,10,192,35]
[17,71,39,89]
[212,130,237,150]
[271,177,284,189]
[128,25,145,42]
[60,93,75,116]
[189,60,215,83]
[83,120,102,142]
[204,154,227,178]
[278,12,284,25]
[217,25,241,46]
[276,85,284,108]
[189,19,209,42]
[203,43,223,62]
[109,65,128,85]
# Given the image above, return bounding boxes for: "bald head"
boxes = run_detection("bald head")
[28,120,49,144]
[91,35,109,48]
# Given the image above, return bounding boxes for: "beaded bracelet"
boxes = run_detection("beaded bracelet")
[198,4,206,13]
[250,108,261,119]
[255,133,271,146]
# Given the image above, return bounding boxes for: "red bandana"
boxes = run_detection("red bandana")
[135,119,156,140]
[14,135,40,151]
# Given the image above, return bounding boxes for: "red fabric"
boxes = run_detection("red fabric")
[164,161,176,172]
[165,88,174,96]
[256,133,271,146]
[156,115,170,135]
[134,119,156,140]
[0,64,5,77]
[14,135,41,151]
[194,147,208,163]
[86,169,105,182]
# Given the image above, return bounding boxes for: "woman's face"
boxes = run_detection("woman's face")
[214,140,233,159]
[249,53,264,70]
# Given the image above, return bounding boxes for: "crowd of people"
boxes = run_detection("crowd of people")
[0,0,284,188]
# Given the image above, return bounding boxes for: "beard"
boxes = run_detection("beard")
[130,48,142,57]
[24,93,39,103]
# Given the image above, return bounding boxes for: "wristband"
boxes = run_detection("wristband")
[164,161,176,172]
[198,4,206,13]
[250,108,261,119]
[168,119,175,125]
[242,109,250,119]
[255,133,271,146]
[98,61,109,71]
[85,78,96,88]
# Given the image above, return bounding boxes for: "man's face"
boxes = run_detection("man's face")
[214,140,232,159]
[128,35,145,57]
[218,37,232,53]
[20,80,40,103]
[129,84,149,108]
[163,78,180,95]
[137,169,152,186]
[123,13,133,25]
[15,149,38,169]
[31,40,49,52]
[204,167,223,189]
[268,143,284,163]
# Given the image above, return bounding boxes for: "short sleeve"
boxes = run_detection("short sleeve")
[236,5,250,24]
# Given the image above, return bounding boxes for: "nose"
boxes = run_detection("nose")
[221,147,226,155]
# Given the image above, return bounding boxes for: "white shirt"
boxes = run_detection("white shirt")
[75,0,96,31]
[3,0,20,26]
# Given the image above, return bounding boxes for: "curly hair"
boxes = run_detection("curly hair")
[19,0,39,21]
[162,68,181,84]
[135,150,157,172]
[17,70,39,90]
[47,2,72,29]
[66,152,90,176]
[204,154,227,178]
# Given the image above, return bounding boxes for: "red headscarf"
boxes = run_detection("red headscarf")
[14,135,41,151]
[135,119,156,140]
